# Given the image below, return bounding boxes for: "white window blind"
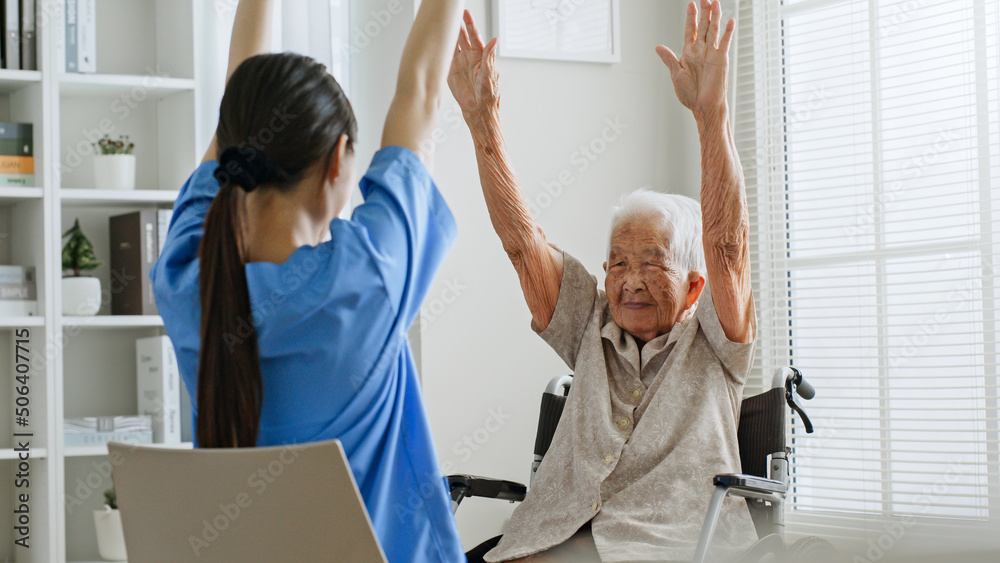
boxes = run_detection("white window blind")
[735,0,1000,554]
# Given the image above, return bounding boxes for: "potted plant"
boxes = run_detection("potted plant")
[93,135,136,190]
[62,219,103,316]
[93,487,127,561]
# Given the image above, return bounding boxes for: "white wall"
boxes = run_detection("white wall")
[409,0,699,548]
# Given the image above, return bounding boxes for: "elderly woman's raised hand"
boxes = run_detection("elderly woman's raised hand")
[448,10,499,121]
[656,0,734,120]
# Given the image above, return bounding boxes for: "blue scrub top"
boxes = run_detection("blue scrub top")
[150,146,464,562]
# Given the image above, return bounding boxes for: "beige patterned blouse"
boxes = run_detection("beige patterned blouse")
[485,252,759,562]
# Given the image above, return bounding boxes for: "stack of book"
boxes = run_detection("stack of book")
[0,264,35,315]
[64,0,96,73]
[63,416,153,447]
[109,209,172,315]
[1,0,38,70]
[0,122,33,187]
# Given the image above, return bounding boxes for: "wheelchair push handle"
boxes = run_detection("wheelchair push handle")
[795,375,815,400]
[774,367,816,434]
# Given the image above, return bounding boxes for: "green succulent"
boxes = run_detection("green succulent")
[104,487,117,510]
[62,219,103,277]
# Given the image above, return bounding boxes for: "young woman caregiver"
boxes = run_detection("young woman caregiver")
[149,0,467,560]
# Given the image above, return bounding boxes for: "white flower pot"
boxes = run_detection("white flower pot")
[94,154,136,190]
[62,276,102,316]
[93,506,128,561]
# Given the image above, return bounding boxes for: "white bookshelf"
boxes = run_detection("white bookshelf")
[58,74,196,98]
[0,2,200,562]
[57,189,179,207]
[0,316,44,327]
[61,316,163,329]
[0,69,42,94]
[0,447,47,460]
[64,442,192,459]
[0,187,44,202]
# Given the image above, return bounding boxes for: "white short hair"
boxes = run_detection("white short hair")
[608,188,705,274]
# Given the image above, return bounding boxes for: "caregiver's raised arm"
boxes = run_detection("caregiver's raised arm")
[202,0,276,164]
[657,0,753,344]
[382,0,466,157]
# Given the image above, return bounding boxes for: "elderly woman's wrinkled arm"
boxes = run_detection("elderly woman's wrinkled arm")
[657,0,753,344]
[697,109,752,344]
[449,12,564,330]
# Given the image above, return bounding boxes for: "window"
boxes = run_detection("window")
[736,0,1000,552]
[196,0,349,159]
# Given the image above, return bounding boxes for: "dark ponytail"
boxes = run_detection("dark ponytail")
[197,53,357,448]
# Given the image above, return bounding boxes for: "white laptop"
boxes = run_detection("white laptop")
[108,438,387,562]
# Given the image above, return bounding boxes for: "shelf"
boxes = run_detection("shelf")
[0,447,47,460]
[0,315,44,327]
[59,188,179,206]
[65,442,193,458]
[0,69,42,93]
[0,186,43,202]
[62,315,163,328]
[60,73,196,99]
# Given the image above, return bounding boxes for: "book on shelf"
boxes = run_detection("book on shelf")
[0,264,33,284]
[157,208,173,256]
[77,0,95,72]
[63,415,154,447]
[180,367,192,442]
[0,264,35,315]
[0,281,34,299]
[19,0,35,71]
[1,0,20,70]
[109,210,158,315]
[0,122,33,187]
[64,0,95,73]
[64,0,76,72]
[136,335,181,444]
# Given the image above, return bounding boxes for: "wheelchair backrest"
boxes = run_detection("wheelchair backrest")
[737,387,787,478]
[534,377,572,459]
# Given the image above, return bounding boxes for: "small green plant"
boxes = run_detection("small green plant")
[62,219,103,277]
[104,487,117,510]
[94,134,135,156]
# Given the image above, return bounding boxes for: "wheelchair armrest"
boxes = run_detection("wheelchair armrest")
[713,473,787,495]
[448,475,527,503]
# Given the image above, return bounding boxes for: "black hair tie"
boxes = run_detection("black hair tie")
[213,147,288,192]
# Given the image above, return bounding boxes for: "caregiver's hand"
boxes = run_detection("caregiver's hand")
[448,10,499,122]
[656,0,734,121]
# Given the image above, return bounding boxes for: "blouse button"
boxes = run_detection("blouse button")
[632,388,642,400]
[592,500,600,512]
[618,417,630,430]
[603,453,615,464]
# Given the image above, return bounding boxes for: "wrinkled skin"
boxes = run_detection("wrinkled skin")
[604,219,704,344]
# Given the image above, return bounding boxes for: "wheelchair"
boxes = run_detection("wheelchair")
[449,367,840,563]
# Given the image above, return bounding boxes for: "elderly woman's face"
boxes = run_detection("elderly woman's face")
[604,219,697,343]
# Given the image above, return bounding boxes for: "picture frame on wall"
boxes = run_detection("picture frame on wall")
[492,0,621,63]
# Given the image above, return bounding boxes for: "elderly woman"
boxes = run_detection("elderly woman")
[450,2,756,562]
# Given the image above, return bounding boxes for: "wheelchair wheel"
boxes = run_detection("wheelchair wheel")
[737,533,786,563]
[787,536,839,562]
